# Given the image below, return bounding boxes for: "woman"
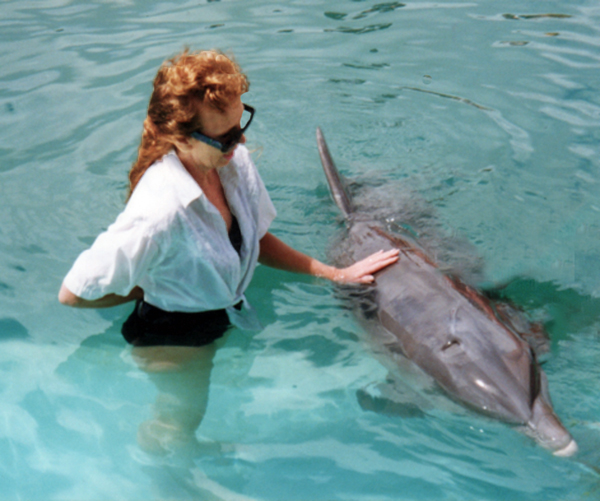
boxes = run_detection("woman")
[58,49,398,453]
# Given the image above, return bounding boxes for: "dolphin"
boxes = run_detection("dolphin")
[316,127,577,456]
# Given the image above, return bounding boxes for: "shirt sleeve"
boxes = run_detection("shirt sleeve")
[62,216,160,300]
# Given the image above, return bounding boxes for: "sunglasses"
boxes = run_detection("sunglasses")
[191,104,255,153]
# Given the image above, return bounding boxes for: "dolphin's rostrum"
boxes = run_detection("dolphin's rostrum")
[316,127,577,456]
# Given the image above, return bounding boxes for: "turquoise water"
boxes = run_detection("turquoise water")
[1,0,600,499]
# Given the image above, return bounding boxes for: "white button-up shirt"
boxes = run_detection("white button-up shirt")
[63,147,276,327]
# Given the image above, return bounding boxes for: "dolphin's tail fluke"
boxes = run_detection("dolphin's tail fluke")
[316,127,354,220]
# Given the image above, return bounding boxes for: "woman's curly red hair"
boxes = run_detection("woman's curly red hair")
[128,49,249,197]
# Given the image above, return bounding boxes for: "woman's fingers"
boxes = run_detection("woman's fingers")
[363,249,399,272]
[336,248,399,283]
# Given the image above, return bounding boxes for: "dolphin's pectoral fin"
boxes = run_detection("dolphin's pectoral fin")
[480,286,551,356]
[494,302,550,356]
[357,381,427,418]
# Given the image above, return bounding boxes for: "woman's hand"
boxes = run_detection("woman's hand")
[333,249,400,284]
[258,232,399,284]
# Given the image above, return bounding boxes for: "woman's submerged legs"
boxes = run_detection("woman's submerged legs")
[132,342,222,455]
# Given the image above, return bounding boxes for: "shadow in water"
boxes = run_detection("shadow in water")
[0,317,29,341]
[485,277,600,340]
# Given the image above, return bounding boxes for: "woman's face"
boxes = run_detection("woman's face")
[177,95,246,174]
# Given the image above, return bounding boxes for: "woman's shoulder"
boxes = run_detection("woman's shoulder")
[124,152,196,227]
[136,151,185,190]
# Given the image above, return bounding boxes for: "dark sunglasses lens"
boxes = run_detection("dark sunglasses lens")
[221,131,242,152]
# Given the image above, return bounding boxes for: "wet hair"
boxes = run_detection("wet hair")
[127,49,249,197]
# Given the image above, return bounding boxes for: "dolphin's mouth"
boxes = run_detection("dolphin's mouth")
[552,439,578,457]
[520,423,578,457]
[524,394,577,457]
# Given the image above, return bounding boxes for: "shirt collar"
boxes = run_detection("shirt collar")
[164,151,204,207]
[162,149,242,208]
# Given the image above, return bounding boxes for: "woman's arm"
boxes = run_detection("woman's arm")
[58,284,143,308]
[258,232,399,284]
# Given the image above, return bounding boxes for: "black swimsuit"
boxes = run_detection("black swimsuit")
[121,216,243,347]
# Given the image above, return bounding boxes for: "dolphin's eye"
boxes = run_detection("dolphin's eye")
[442,338,461,351]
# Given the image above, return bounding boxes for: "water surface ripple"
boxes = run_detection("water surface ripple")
[0,1,599,500]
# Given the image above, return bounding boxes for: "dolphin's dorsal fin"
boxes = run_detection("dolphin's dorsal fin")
[316,127,354,219]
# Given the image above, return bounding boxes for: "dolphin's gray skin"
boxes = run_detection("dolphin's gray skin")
[316,128,577,456]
